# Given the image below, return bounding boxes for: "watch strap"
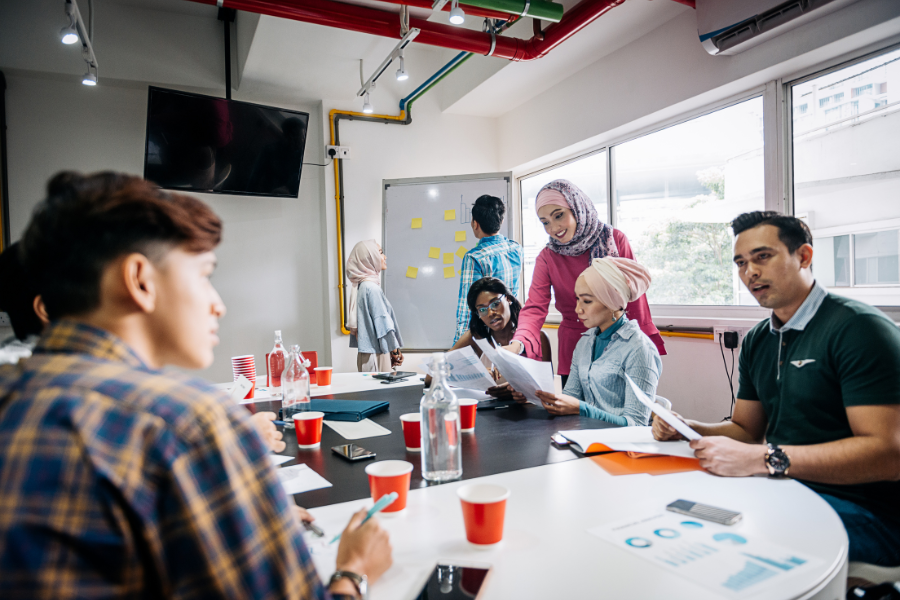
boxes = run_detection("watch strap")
[329,570,368,600]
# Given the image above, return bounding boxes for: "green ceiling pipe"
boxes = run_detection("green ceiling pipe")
[464,0,563,23]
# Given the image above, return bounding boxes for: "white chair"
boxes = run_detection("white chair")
[848,562,900,584]
[654,395,672,411]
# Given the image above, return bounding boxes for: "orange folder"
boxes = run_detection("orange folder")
[589,451,704,476]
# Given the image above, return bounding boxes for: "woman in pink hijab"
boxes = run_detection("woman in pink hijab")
[506,179,664,387]
[533,257,662,426]
[347,239,403,372]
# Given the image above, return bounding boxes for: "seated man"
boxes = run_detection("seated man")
[654,211,900,566]
[0,171,390,598]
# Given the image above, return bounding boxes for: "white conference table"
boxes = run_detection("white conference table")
[306,458,848,600]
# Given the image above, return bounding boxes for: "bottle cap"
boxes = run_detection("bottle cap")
[275,329,282,336]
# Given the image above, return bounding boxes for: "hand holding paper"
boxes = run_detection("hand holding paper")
[625,374,701,441]
[474,338,554,405]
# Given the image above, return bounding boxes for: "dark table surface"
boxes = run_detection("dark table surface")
[249,382,615,508]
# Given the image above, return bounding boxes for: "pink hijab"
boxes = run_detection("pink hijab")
[580,257,651,311]
[346,239,382,329]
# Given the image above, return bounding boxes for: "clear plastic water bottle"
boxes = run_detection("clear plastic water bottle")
[282,345,311,427]
[421,352,462,482]
[267,330,287,400]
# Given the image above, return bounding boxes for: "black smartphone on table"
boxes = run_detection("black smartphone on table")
[414,563,491,599]
[331,444,377,461]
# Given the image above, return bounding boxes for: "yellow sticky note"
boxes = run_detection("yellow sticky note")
[411,218,422,229]
[444,266,455,278]
[443,252,455,264]
[456,268,461,276]
[456,246,467,259]
[428,247,440,259]
[406,266,418,279]
[455,230,467,242]
[444,210,456,221]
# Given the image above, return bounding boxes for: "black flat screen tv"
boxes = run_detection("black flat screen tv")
[143,87,309,198]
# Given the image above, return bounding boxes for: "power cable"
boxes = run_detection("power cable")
[719,333,736,420]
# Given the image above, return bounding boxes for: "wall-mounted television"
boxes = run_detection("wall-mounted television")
[143,87,309,198]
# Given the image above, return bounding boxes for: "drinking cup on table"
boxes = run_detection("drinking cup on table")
[293,411,325,448]
[458,398,478,432]
[457,483,510,546]
[365,460,414,513]
[314,367,333,386]
[400,413,422,452]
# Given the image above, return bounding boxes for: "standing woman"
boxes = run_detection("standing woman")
[506,179,665,387]
[347,239,404,372]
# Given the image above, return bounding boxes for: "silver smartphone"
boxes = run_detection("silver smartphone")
[331,444,376,461]
[666,499,743,526]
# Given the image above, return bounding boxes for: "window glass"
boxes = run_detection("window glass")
[519,152,607,306]
[613,97,765,305]
[792,47,900,303]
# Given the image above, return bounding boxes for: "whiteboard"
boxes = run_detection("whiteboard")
[382,173,513,351]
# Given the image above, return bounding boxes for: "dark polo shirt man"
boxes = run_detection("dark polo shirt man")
[654,211,900,567]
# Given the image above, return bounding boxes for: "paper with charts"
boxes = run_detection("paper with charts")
[421,346,496,392]
[474,338,554,405]
[588,510,822,597]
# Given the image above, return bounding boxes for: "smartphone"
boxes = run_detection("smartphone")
[551,433,572,447]
[331,444,377,461]
[666,499,743,526]
[414,563,491,599]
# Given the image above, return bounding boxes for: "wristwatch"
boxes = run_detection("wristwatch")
[329,570,368,600]
[765,443,791,477]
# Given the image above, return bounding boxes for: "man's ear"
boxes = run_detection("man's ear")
[797,243,814,270]
[120,253,158,314]
[33,295,50,325]
[471,219,480,234]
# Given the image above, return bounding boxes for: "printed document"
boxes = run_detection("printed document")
[422,346,497,391]
[560,427,696,458]
[474,338,554,405]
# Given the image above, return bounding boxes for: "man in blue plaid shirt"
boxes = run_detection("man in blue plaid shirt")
[454,195,523,344]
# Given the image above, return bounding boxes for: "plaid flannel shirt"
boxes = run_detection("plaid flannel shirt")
[0,320,325,599]
[454,234,523,344]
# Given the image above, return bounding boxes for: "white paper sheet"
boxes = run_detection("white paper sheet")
[474,338,554,405]
[588,510,821,597]
[559,427,697,458]
[448,387,494,402]
[277,463,332,495]
[323,418,392,440]
[269,454,295,466]
[423,346,497,391]
[625,374,702,441]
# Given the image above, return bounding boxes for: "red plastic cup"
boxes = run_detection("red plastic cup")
[458,484,510,546]
[293,411,325,448]
[243,378,255,400]
[314,367,333,386]
[458,399,478,432]
[400,413,421,452]
[365,460,413,513]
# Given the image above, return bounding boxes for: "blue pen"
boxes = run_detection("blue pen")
[329,492,398,544]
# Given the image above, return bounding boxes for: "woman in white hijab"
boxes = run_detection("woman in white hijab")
[347,239,404,372]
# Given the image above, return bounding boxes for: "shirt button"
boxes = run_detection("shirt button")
[779,361,783,365]
[782,342,786,347]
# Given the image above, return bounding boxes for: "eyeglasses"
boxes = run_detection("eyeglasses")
[476,297,505,316]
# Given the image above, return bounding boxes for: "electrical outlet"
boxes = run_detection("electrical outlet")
[713,326,751,347]
[325,145,351,159]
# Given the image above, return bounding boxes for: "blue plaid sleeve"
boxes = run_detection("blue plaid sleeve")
[454,254,479,344]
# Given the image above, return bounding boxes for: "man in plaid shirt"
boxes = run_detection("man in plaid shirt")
[0,172,390,599]
[454,195,523,344]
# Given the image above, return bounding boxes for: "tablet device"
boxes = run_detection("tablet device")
[372,371,417,382]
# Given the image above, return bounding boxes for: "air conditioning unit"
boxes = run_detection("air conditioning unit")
[698,0,861,56]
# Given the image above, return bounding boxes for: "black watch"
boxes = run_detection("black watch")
[765,443,791,477]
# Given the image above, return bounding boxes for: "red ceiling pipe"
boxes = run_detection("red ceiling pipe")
[375,0,514,21]
[188,0,626,62]
[670,0,695,7]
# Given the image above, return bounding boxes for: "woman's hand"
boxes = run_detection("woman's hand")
[486,382,523,402]
[652,412,686,441]
[535,391,580,416]
[502,341,524,355]
[390,349,403,367]
[249,411,286,453]
[349,327,358,337]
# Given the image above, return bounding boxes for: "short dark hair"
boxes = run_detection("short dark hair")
[731,211,812,254]
[0,242,44,340]
[471,195,505,235]
[22,171,223,320]
[467,277,521,339]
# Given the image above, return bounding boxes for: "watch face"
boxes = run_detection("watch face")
[768,449,789,473]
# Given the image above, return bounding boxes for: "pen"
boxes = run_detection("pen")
[303,520,325,538]
[329,492,398,544]
[273,420,288,426]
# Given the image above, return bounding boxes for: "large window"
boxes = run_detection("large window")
[791,47,900,304]
[614,98,765,306]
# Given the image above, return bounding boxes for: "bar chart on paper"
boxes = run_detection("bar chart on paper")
[589,511,822,597]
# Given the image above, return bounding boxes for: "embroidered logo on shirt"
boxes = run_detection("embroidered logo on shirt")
[790,359,816,368]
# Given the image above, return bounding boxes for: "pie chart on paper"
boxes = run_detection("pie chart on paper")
[713,532,748,545]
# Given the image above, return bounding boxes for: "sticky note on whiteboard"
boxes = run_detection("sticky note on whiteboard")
[455,231,467,242]
[456,246,467,259]
[444,210,455,221]
[443,253,455,264]
[444,266,455,278]
[428,247,440,259]
[406,267,418,279]
[411,218,423,229]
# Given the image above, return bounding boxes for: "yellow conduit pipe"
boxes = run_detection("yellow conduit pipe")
[330,108,408,335]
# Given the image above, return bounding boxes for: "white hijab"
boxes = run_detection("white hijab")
[346,239,382,330]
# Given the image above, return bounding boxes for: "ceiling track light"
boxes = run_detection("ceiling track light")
[60,19,79,45]
[449,0,465,25]
[61,0,100,87]
[395,52,408,82]
[362,92,373,114]
[82,68,98,86]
